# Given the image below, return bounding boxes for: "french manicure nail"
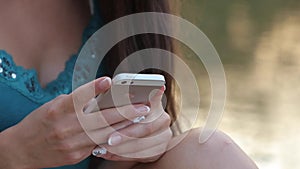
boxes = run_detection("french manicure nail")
[92,147,107,156]
[108,135,122,146]
[133,116,146,123]
[137,106,150,113]
[98,77,111,90]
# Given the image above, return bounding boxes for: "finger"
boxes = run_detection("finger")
[71,77,111,111]
[83,98,98,113]
[83,120,134,145]
[55,121,132,151]
[120,143,167,159]
[93,144,165,162]
[80,104,150,130]
[107,112,171,146]
[149,85,165,108]
[105,128,172,155]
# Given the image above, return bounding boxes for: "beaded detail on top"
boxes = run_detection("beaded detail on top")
[0,51,73,103]
[0,56,17,80]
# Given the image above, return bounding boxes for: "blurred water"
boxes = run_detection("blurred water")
[180,0,300,168]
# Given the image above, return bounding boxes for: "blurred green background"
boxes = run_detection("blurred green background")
[178,0,300,168]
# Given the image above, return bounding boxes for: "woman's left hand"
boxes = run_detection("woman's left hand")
[93,87,173,163]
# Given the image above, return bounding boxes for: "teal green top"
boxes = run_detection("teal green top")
[0,1,103,169]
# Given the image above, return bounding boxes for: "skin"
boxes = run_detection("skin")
[0,77,172,168]
[98,129,258,169]
[0,0,258,169]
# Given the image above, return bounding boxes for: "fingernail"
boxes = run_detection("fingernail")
[160,86,166,92]
[92,147,107,156]
[156,87,165,96]
[133,116,146,123]
[136,106,150,113]
[108,134,122,146]
[98,77,111,90]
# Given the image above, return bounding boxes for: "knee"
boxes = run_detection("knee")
[180,128,235,154]
[172,128,243,161]
[179,128,257,169]
[170,128,235,155]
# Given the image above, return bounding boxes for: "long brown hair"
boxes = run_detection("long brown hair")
[98,0,178,123]
[89,1,179,167]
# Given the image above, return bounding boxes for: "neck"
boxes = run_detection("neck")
[0,0,91,50]
[0,0,91,87]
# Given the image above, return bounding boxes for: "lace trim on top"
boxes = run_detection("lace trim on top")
[0,51,75,103]
[0,4,103,104]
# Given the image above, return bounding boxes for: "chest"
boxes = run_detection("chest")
[0,1,90,88]
[1,45,75,88]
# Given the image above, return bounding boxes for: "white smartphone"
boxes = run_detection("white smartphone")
[84,73,165,113]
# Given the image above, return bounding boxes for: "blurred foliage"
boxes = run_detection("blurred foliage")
[180,0,300,65]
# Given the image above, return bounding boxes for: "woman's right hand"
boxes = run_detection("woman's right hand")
[0,77,151,169]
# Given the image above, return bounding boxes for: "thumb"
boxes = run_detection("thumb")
[149,86,166,108]
[71,77,111,111]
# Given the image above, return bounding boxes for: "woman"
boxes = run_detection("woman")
[0,0,258,168]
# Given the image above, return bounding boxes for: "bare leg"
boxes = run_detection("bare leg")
[133,128,258,169]
[93,128,258,169]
